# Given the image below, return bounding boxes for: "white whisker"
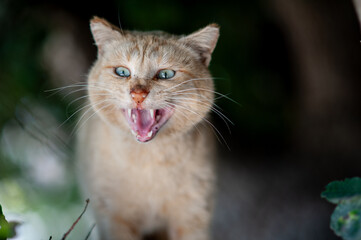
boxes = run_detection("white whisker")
[162,103,202,136]
[170,92,228,105]
[58,101,94,129]
[165,100,230,150]
[170,96,233,125]
[70,99,113,135]
[170,96,233,134]
[172,87,239,105]
[45,82,115,98]
[73,102,114,136]
[66,93,114,110]
[163,77,215,92]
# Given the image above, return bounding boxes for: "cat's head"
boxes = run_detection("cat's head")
[88,16,219,142]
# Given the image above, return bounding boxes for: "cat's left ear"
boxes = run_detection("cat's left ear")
[90,16,123,55]
[180,24,220,66]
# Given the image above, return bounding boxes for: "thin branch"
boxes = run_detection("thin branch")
[84,223,96,240]
[61,199,90,240]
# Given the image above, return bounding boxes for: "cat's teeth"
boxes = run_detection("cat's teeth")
[156,115,161,121]
[132,114,136,123]
[128,109,132,117]
[147,131,153,137]
[150,109,155,119]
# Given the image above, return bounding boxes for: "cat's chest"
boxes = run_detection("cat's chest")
[111,145,188,190]
[91,120,205,200]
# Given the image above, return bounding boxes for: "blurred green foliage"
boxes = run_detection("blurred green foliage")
[0,1,47,127]
[0,204,15,240]
[322,178,361,240]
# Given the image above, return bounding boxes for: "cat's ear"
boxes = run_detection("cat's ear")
[90,16,123,55]
[180,24,220,66]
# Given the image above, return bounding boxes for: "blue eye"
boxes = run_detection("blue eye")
[115,67,131,77]
[157,69,175,79]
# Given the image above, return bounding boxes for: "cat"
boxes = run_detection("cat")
[76,16,219,240]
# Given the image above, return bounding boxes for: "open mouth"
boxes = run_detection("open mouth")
[122,107,174,142]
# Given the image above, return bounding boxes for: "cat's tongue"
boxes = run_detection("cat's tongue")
[136,109,154,134]
[131,109,155,142]
[124,107,174,142]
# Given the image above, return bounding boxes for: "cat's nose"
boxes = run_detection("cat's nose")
[130,89,149,104]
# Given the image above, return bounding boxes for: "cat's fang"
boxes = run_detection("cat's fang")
[147,131,153,138]
[156,115,161,122]
[150,109,155,119]
[132,114,136,123]
[128,109,132,117]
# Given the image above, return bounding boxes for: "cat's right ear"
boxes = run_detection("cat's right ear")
[90,16,123,55]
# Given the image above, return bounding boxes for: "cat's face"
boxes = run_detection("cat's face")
[88,17,219,142]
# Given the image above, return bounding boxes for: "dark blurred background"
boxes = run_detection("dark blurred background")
[0,0,360,239]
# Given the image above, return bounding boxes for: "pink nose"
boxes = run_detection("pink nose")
[130,89,149,104]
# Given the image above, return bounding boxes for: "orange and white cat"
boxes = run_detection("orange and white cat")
[77,17,219,240]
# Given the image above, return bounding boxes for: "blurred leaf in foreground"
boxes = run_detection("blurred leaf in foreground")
[322,178,361,240]
[0,204,14,240]
[322,177,361,204]
[330,198,361,240]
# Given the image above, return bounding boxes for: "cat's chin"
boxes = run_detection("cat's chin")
[122,107,175,142]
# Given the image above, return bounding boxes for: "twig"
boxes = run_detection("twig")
[61,199,90,240]
[84,223,96,240]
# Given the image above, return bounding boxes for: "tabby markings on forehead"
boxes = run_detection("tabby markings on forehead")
[101,39,200,83]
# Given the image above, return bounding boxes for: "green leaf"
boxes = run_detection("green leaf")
[0,204,16,240]
[322,178,361,204]
[0,204,9,240]
[330,198,361,240]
